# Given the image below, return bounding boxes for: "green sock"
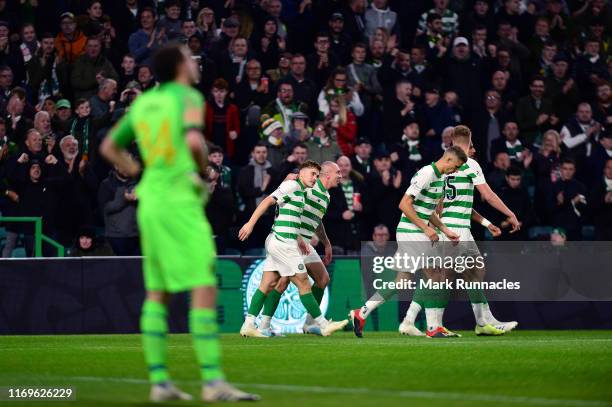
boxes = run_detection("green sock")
[262,289,282,317]
[300,293,322,318]
[311,283,325,305]
[412,285,426,308]
[190,308,225,383]
[468,288,488,304]
[247,289,267,316]
[140,300,170,384]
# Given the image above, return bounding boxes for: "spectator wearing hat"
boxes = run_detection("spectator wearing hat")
[351,137,373,178]
[442,36,484,118]
[204,78,240,161]
[260,117,286,167]
[55,12,88,66]
[208,16,239,64]
[69,225,114,257]
[128,7,167,64]
[544,54,580,125]
[71,37,118,100]
[52,99,74,137]
[284,111,311,149]
[251,17,285,73]
[588,158,612,240]
[328,13,352,65]
[98,163,140,256]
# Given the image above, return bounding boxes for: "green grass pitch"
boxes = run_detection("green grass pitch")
[1,331,611,406]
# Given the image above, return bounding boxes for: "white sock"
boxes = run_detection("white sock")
[437,308,445,327]
[260,315,271,329]
[425,308,440,331]
[360,299,384,319]
[471,303,487,326]
[482,303,498,324]
[314,315,329,328]
[403,301,421,324]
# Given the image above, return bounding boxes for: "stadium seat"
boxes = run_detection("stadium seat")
[11,247,26,258]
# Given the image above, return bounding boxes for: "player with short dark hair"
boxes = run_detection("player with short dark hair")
[100,43,259,403]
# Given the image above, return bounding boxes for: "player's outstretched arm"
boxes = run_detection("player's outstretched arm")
[471,209,501,237]
[238,195,276,241]
[398,195,438,242]
[475,183,520,233]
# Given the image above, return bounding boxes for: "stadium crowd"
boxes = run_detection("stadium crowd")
[0,0,610,257]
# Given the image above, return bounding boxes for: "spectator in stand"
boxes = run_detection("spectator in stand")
[266,52,291,85]
[55,12,87,66]
[195,7,218,52]
[365,0,399,41]
[414,12,449,62]
[347,42,382,138]
[325,155,364,254]
[89,78,117,119]
[19,23,39,66]
[362,150,403,238]
[318,67,364,120]
[237,142,278,249]
[71,37,118,100]
[532,129,562,223]
[261,81,307,134]
[251,17,285,73]
[493,166,533,240]
[33,111,58,157]
[548,158,587,240]
[418,0,458,37]
[302,121,341,164]
[588,158,612,240]
[491,121,529,164]
[204,78,240,162]
[382,79,421,148]
[220,37,250,89]
[69,225,114,256]
[461,1,495,38]
[307,32,340,89]
[545,54,580,125]
[560,102,601,175]
[470,90,509,163]
[324,95,357,157]
[208,16,239,64]
[69,98,113,165]
[592,82,611,127]
[136,64,156,91]
[491,70,518,113]
[575,38,609,100]
[586,127,612,181]
[377,47,422,99]
[97,164,140,256]
[487,151,511,192]
[52,99,73,136]
[342,0,367,44]
[118,54,137,90]
[4,91,33,145]
[128,7,168,64]
[516,76,557,147]
[283,54,317,115]
[422,87,455,138]
[351,137,373,178]
[26,32,59,105]
[205,162,235,254]
[328,13,352,65]
[157,0,183,41]
[276,142,308,179]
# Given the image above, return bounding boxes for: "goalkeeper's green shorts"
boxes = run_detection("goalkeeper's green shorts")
[137,202,217,293]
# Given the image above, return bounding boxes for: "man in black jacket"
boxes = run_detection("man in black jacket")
[588,158,612,241]
[492,166,533,240]
[547,158,587,241]
[237,143,279,249]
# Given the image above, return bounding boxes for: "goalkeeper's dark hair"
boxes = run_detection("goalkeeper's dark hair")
[299,160,321,172]
[152,44,186,84]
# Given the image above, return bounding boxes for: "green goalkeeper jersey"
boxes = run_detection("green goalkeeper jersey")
[109,82,205,206]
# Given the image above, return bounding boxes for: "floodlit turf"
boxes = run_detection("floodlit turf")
[1,331,611,406]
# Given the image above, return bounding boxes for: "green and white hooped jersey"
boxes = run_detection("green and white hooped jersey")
[441,157,486,229]
[299,178,330,240]
[396,163,445,234]
[271,180,306,242]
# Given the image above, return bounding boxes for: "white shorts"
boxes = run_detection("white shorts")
[262,234,307,277]
[394,232,441,273]
[303,242,322,265]
[439,228,481,272]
